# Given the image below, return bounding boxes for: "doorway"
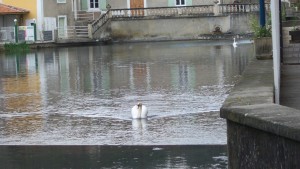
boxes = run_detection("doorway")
[130,0,144,8]
[130,0,144,16]
[58,16,67,38]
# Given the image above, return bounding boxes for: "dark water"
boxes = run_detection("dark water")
[0,40,253,168]
[0,145,227,169]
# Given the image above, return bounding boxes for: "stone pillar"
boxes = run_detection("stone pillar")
[214,0,220,16]
[88,24,93,39]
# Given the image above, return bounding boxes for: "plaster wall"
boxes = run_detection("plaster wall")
[107,0,127,9]
[44,1,75,26]
[147,0,168,8]
[230,13,258,34]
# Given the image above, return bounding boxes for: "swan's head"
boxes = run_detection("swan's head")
[137,102,142,108]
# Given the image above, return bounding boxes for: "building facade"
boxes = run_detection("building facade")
[1,0,37,26]
[0,0,274,41]
[106,0,247,9]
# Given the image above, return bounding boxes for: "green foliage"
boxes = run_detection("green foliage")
[253,26,272,38]
[4,42,30,54]
[249,15,272,38]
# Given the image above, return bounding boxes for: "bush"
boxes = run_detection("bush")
[4,42,30,54]
[249,15,272,38]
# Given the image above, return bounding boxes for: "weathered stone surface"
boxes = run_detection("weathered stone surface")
[227,120,300,169]
[254,37,273,60]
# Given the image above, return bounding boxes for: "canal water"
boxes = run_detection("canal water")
[0,40,254,168]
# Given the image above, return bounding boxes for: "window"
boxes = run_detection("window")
[90,0,99,9]
[57,0,66,3]
[176,0,185,6]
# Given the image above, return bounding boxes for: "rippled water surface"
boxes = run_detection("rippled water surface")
[0,40,254,145]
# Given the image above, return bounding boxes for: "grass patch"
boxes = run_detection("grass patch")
[4,42,30,54]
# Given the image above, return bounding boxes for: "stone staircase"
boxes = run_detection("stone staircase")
[73,11,102,39]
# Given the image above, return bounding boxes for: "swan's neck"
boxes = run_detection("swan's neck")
[138,106,142,116]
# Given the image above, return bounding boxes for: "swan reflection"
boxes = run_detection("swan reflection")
[132,119,147,130]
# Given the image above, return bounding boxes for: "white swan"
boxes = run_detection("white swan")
[233,38,237,48]
[131,102,148,119]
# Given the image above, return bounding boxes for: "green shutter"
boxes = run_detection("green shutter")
[81,0,88,10]
[168,0,174,6]
[186,0,192,6]
[100,0,107,10]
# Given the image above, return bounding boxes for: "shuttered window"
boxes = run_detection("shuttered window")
[90,0,99,8]
[176,0,185,6]
[57,0,66,3]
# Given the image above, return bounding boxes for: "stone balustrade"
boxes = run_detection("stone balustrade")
[219,3,270,13]
[90,11,110,37]
[110,5,214,18]
[89,3,269,39]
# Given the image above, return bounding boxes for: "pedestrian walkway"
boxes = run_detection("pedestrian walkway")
[280,65,300,110]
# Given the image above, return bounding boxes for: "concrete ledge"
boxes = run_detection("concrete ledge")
[221,58,300,168]
[221,104,300,142]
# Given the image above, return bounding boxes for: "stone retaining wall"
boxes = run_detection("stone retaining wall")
[95,13,257,42]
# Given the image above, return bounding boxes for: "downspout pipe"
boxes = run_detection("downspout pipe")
[259,0,266,27]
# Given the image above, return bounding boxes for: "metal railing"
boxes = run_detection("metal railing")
[91,11,110,34]
[0,27,15,42]
[58,26,89,39]
[76,10,95,21]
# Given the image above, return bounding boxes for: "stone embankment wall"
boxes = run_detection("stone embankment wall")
[97,13,256,42]
[110,16,230,41]
[221,59,300,168]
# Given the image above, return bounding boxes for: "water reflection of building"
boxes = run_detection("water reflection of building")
[129,63,151,91]
[1,54,41,113]
[0,53,43,135]
[0,43,253,110]
[0,44,254,109]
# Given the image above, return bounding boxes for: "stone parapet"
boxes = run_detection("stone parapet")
[221,59,300,168]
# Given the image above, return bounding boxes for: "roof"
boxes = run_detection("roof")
[0,3,29,15]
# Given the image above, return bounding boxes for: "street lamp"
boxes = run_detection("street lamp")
[14,19,18,43]
[33,18,37,41]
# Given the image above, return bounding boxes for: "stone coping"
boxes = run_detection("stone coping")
[221,59,300,142]
[221,104,300,142]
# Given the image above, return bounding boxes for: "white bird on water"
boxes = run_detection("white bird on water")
[233,38,237,48]
[131,102,148,119]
